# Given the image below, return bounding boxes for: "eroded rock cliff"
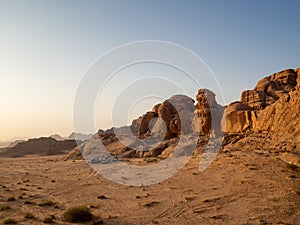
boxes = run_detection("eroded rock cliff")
[222,68,300,152]
[66,68,300,161]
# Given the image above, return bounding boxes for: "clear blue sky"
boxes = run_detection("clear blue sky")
[1,0,299,141]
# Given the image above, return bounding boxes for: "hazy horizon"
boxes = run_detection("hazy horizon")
[1,0,300,141]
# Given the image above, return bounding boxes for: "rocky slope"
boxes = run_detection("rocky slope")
[222,68,300,153]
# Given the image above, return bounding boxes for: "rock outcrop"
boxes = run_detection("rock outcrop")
[132,95,196,139]
[66,94,209,160]
[222,69,299,133]
[222,68,300,152]
[67,67,300,161]
[193,89,224,137]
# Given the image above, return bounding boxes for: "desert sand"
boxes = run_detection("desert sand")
[0,149,299,225]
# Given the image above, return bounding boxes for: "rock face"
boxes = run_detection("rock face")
[134,95,196,139]
[222,102,255,132]
[297,68,300,90]
[222,68,300,148]
[193,89,224,136]
[240,69,297,110]
[68,67,300,160]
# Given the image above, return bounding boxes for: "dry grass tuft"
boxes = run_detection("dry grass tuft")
[63,206,93,223]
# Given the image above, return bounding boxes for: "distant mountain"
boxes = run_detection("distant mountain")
[8,140,26,148]
[68,132,93,141]
[0,140,26,148]
[0,142,10,148]
[0,137,79,158]
[49,134,65,141]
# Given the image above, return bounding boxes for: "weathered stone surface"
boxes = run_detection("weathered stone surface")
[131,116,143,134]
[222,68,300,143]
[138,112,156,134]
[154,95,195,138]
[193,89,224,136]
[241,90,267,109]
[297,68,300,90]
[222,102,252,132]
[131,95,195,139]
[254,69,297,93]
[236,69,298,111]
[119,148,138,158]
[152,103,161,114]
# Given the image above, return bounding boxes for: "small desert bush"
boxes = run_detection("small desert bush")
[17,195,23,199]
[38,200,55,206]
[24,212,35,219]
[63,206,93,223]
[6,197,16,202]
[0,205,10,211]
[20,187,28,191]
[24,200,33,205]
[97,195,107,199]
[3,218,17,224]
[43,217,54,223]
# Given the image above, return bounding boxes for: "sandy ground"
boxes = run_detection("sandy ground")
[0,149,300,225]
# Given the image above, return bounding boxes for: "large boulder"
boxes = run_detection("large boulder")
[222,102,256,132]
[158,95,195,138]
[138,112,156,134]
[134,95,196,139]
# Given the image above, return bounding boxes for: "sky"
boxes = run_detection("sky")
[0,0,300,141]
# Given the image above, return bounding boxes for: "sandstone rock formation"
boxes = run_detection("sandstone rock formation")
[193,89,224,137]
[132,95,196,139]
[66,88,227,161]
[222,69,299,133]
[222,68,300,153]
[67,67,300,161]
[67,94,203,160]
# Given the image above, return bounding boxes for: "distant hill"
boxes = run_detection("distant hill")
[67,132,93,141]
[0,137,79,157]
[8,140,26,148]
[49,134,65,141]
[0,140,26,148]
[0,142,10,148]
